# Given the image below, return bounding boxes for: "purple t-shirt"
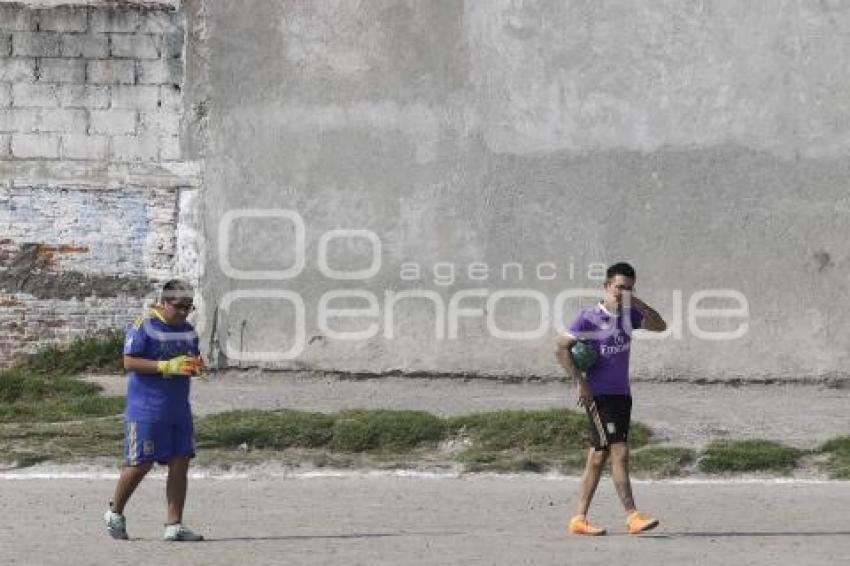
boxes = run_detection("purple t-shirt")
[567,304,643,396]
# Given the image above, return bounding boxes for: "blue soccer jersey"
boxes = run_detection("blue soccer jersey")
[123,309,199,423]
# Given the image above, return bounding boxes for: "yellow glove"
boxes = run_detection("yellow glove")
[156,355,196,377]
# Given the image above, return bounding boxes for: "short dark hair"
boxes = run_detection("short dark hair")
[606,262,636,281]
[160,279,194,303]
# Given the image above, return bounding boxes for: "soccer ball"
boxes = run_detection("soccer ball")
[570,341,597,371]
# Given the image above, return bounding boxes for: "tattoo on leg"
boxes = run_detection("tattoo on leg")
[614,479,635,511]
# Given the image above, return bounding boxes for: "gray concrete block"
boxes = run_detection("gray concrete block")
[12,32,60,57]
[110,33,159,59]
[39,108,87,133]
[0,84,11,107]
[12,83,59,107]
[0,133,9,156]
[111,85,160,109]
[58,85,109,109]
[137,59,182,85]
[60,134,109,160]
[87,59,135,84]
[138,10,183,34]
[90,109,136,135]
[159,135,180,161]
[11,133,60,158]
[160,84,181,112]
[38,58,86,84]
[60,34,109,58]
[0,58,35,82]
[38,7,88,33]
[0,33,10,57]
[110,134,159,161]
[90,8,140,33]
[139,111,180,137]
[0,6,36,31]
[160,30,183,59]
[0,108,39,132]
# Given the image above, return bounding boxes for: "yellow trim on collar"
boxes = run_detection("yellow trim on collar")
[149,307,168,324]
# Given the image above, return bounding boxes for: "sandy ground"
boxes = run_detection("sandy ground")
[1,474,848,566]
[5,373,847,564]
[86,371,850,449]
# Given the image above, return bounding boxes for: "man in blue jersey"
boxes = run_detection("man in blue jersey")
[555,263,667,536]
[104,279,206,542]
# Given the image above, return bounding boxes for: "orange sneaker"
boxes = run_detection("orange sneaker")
[626,511,659,534]
[568,515,606,536]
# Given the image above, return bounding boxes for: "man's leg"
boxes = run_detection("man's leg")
[610,441,659,534]
[162,418,203,541]
[576,447,608,516]
[609,442,636,512]
[166,455,190,524]
[568,447,609,535]
[106,419,155,539]
[163,455,204,541]
[105,461,152,540]
[111,462,153,513]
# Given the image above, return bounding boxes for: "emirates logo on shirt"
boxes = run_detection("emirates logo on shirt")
[600,328,630,356]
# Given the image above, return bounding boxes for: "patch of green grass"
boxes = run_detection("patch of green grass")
[330,410,446,452]
[627,422,652,449]
[21,330,124,376]
[0,397,125,423]
[0,368,124,422]
[197,409,446,454]
[449,409,590,452]
[0,417,123,467]
[0,368,100,403]
[0,331,126,423]
[196,409,335,450]
[819,436,850,479]
[447,408,654,473]
[0,405,668,474]
[631,446,696,477]
[458,449,550,473]
[698,440,802,474]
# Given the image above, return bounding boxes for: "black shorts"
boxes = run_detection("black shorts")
[585,395,632,451]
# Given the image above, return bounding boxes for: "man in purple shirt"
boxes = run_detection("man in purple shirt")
[555,263,667,536]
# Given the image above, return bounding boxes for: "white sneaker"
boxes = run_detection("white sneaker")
[104,509,128,540]
[163,523,204,542]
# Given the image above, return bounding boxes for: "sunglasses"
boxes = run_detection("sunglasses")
[167,301,195,312]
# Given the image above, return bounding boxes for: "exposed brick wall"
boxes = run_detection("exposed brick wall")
[0,181,192,364]
[0,292,144,363]
[0,2,198,367]
[0,184,179,277]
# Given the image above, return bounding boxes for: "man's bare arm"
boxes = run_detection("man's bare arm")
[555,334,593,407]
[630,297,667,332]
[123,355,159,373]
[555,335,580,376]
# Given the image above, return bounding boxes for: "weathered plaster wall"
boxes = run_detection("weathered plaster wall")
[203,0,849,380]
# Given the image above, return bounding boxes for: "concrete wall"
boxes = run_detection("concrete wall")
[203,0,849,380]
[0,1,200,364]
[2,1,846,380]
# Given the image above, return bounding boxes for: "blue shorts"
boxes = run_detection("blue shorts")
[124,419,195,466]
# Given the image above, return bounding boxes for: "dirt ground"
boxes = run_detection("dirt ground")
[86,371,850,449]
[1,474,848,565]
[5,373,849,564]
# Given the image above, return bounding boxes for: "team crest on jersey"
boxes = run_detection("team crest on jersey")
[143,440,155,456]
